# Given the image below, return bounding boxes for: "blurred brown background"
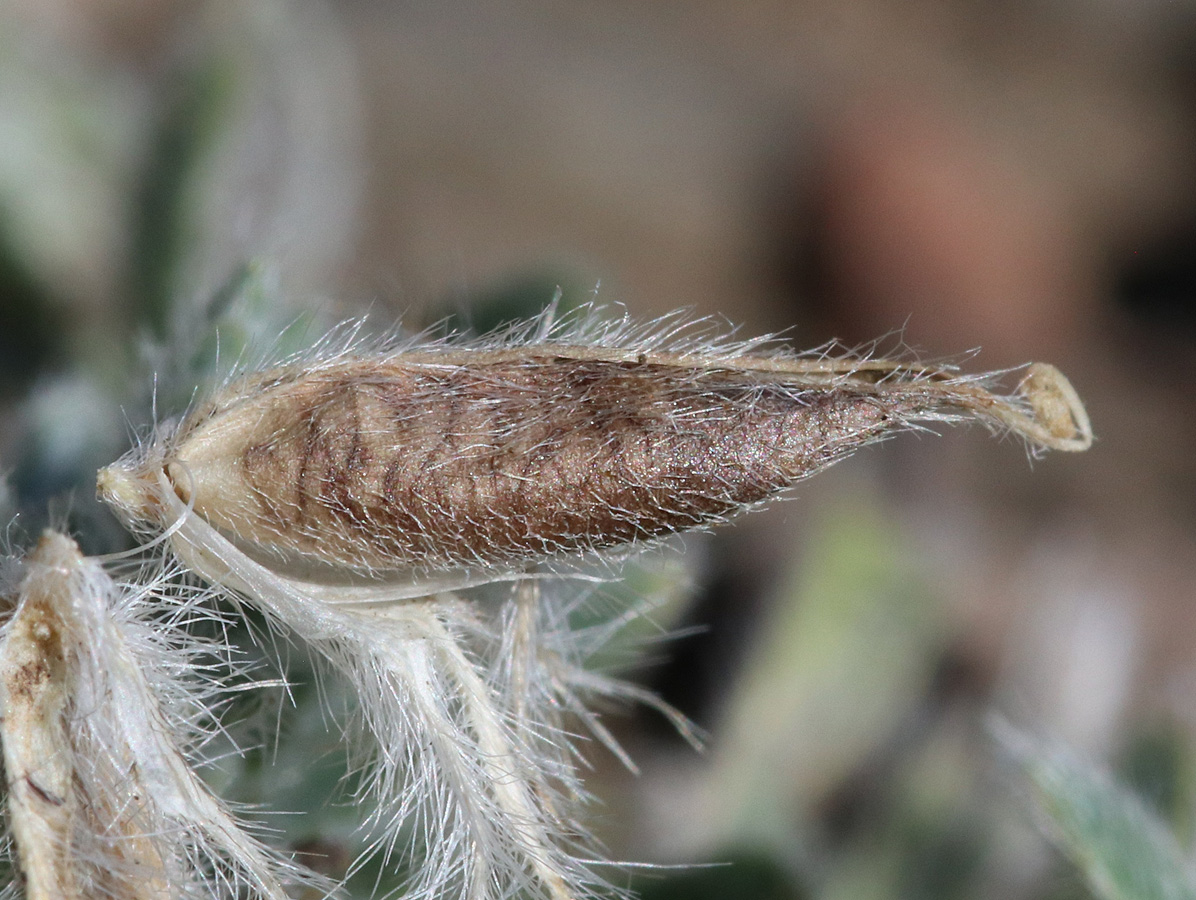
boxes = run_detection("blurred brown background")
[2,2,1195,898]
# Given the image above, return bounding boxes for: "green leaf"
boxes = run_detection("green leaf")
[130,58,236,336]
[1006,726,1196,900]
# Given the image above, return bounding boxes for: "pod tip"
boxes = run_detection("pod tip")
[1018,363,1093,452]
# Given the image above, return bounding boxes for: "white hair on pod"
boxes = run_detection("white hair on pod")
[91,304,1092,900]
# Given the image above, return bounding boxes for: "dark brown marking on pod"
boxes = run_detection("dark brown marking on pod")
[168,357,913,573]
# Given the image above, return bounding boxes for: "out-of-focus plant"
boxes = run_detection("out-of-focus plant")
[3,6,1181,900]
[1002,724,1196,900]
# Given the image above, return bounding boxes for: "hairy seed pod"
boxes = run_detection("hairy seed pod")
[98,319,1092,587]
[91,314,1092,900]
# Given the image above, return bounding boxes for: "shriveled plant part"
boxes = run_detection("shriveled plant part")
[0,530,311,900]
[95,309,1093,900]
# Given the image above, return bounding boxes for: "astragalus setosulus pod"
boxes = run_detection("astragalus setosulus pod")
[93,307,1092,900]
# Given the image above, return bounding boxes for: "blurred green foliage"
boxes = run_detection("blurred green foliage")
[1012,728,1196,900]
[131,59,237,338]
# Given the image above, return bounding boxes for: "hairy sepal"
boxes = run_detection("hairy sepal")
[0,531,316,900]
[156,478,645,900]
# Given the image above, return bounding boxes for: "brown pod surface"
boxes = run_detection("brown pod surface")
[165,356,913,572]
